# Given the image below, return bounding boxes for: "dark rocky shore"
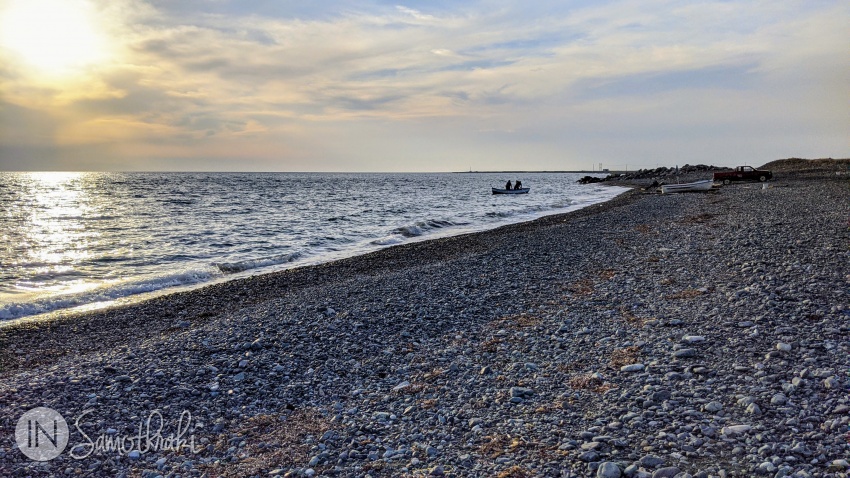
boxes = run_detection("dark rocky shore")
[1,169,848,477]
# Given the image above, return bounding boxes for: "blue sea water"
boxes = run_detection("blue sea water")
[0,172,627,320]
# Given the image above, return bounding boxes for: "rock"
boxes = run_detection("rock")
[776,342,792,352]
[703,401,723,413]
[651,467,680,478]
[770,393,787,405]
[650,390,671,402]
[620,363,645,372]
[737,396,755,407]
[682,335,705,344]
[672,348,697,359]
[392,381,410,392]
[640,455,665,467]
[579,450,600,462]
[721,425,751,436]
[509,387,534,398]
[746,402,762,415]
[597,462,622,478]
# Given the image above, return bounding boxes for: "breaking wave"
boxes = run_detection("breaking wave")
[0,268,220,321]
[215,252,302,273]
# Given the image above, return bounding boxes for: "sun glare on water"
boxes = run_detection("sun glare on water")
[1,0,110,76]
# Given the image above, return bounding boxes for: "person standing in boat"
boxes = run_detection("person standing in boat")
[505,180,513,190]
[515,180,522,190]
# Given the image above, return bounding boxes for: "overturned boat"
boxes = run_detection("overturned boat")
[661,180,713,194]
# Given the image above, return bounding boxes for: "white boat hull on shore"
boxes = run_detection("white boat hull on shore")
[661,180,713,194]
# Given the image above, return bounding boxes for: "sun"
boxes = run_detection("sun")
[0,0,110,75]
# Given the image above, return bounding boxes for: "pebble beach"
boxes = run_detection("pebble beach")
[1,169,848,477]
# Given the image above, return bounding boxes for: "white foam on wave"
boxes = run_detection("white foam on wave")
[371,236,405,246]
[0,267,221,321]
[215,252,301,273]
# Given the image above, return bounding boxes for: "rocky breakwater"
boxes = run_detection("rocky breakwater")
[578,164,729,185]
[0,172,848,477]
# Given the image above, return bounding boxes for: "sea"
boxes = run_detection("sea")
[0,172,627,321]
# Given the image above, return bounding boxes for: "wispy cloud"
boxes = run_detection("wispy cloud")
[0,0,847,171]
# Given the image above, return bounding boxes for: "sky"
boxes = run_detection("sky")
[0,0,847,172]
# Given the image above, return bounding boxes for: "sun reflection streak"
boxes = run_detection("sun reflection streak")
[18,172,97,292]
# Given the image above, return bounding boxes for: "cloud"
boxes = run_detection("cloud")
[1,0,847,171]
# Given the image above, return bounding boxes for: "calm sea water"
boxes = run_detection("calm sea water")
[0,172,626,320]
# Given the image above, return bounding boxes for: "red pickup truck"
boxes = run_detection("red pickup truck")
[713,166,772,184]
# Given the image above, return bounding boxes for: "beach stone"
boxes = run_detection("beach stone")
[597,462,622,478]
[579,450,600,462]
[746,402,762,415]
[776,342,792,352]
[652,467,680,478]
[703,401,723,413]
[640,455,665,467]
[770,393,787,405]
[721,425,751,436]
[510,387,534,398]
[737,396,755,407]
[682,335,705,344]
[620,364,645,372]
[392,381,410,392]
[650,390,671,402]
[673,348,697,359]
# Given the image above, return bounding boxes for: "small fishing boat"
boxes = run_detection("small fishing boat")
[661,180,713,194]
[492,187,530,195]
